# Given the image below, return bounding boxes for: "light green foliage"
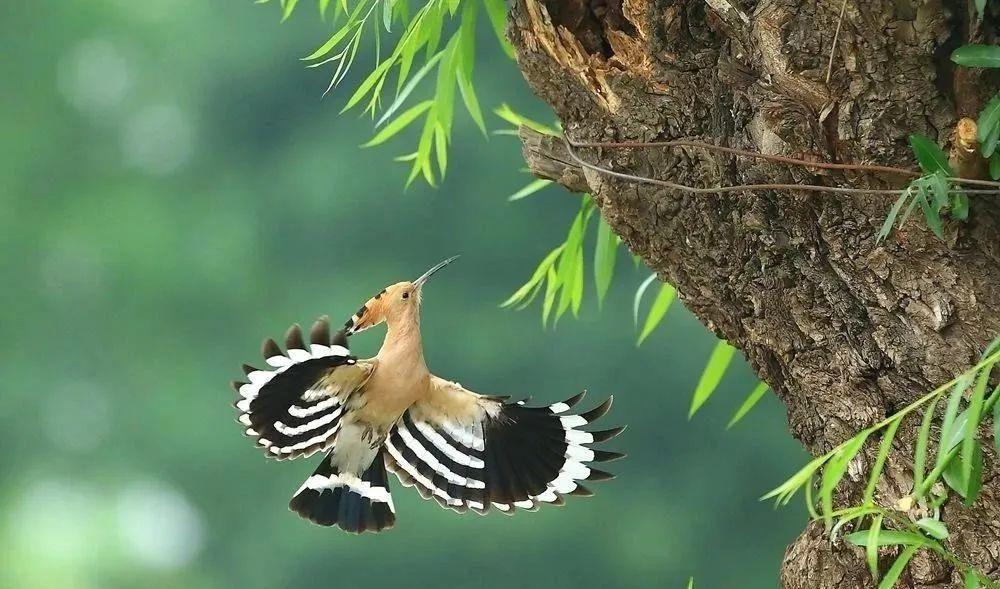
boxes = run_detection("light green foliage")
[765,340,1000,586]
[501,197,595,326]
[979,94,1000,180]
[727,382,770,429]
[877,136,967,242]
[951,44,1000,68]
[689,340,736,418]
[266,0,513,185]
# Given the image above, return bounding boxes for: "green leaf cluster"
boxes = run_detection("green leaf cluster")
[501,197,596,326]
[268,0,514,186]
[765,338,1000,586]
[878,136,968,242]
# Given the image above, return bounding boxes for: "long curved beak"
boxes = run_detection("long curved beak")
[413,255,459,289]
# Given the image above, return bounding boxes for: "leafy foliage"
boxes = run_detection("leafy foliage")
[877,136,967,242]
[764,338,1000,586]
[951,44,1000,69]
[264,0,514,186]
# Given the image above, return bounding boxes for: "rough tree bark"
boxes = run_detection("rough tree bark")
[506,1,1000,587]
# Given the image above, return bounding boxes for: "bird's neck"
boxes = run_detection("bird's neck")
[378,314,425,367]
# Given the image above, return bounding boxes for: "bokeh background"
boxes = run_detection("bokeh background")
[2,1,808,588]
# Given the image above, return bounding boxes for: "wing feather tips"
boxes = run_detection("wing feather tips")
[289,453,396,534]
[261,338,282,361]
[284,323,305,351]
[309,316,331,346]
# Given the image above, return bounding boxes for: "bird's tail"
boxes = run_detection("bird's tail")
[289,448,396,533]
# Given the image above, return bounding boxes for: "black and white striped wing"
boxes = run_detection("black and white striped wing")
[385,378,624,515]
[231,317,372,460]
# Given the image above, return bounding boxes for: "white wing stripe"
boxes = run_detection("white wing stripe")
[413,421,485,469]
[288,396,340,418]
[397,423,485,488]
[273,407,342,436]
[385,440,463,506]
[296,473,395,513]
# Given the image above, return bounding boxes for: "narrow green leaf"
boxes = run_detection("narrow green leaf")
[915,518,949,540]
[434,123,447,177]
[867,514,882,580]
[508,178,552,202]
[937,373,970,473]
[845,530,927,548]
[570,246,584,317]
[689,341,736,418]
[951,44,1000,68]
[341,57,395,113]
[863,417,901,505]
[375,51,445,127]
[637,284,676,345]
[303,20,356,61]
[961,369,989,490]
[951,192,969,221]
[433,37,458,137]
[593,218,618,308]
[994,389,1000,452]
[761,454,829,504]
[319,0,332,18]
[909,134,953,175]
[282,0,299,20]
[382,0,394,31]
[727,381,770,429]
[502,245,563,308]
[978,94,1000,157]
[965,440,983,505]
[877,191,909,243]
[493,103,558,135]
[926,171,950,210]
[991,153,1000,180]
[918,191,945,239]
[819,433,870,527]
[361,100,434,147]
[423,2,443,59]
[633,274,658,326]
[966,569,981,589]
[913,396,940,497]
[482,0,515,58]
[541,266,558,326]
[457,74,487,135]
[877,545,919,589]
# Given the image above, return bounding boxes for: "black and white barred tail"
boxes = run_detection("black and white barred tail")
[386,392,625,515]
[289,449,396,533]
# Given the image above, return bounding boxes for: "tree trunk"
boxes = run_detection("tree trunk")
[506,1,1000,587]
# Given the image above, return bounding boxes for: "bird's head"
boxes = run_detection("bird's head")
[344,255,459,335]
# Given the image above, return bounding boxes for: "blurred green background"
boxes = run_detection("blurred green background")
[1,1,807,588]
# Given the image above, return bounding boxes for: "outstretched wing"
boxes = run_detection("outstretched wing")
[384,376,624,514]
[231,317,374,460]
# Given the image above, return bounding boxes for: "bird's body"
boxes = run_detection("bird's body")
[232,257,624,533]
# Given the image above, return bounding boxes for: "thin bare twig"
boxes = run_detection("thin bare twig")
[561,136,1000,196]
[826,0,849,84]
[563,136,1000,189]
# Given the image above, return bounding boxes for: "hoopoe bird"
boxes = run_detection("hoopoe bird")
[232,256,624,533]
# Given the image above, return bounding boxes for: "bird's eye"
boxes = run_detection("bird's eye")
[402,292,410,300]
